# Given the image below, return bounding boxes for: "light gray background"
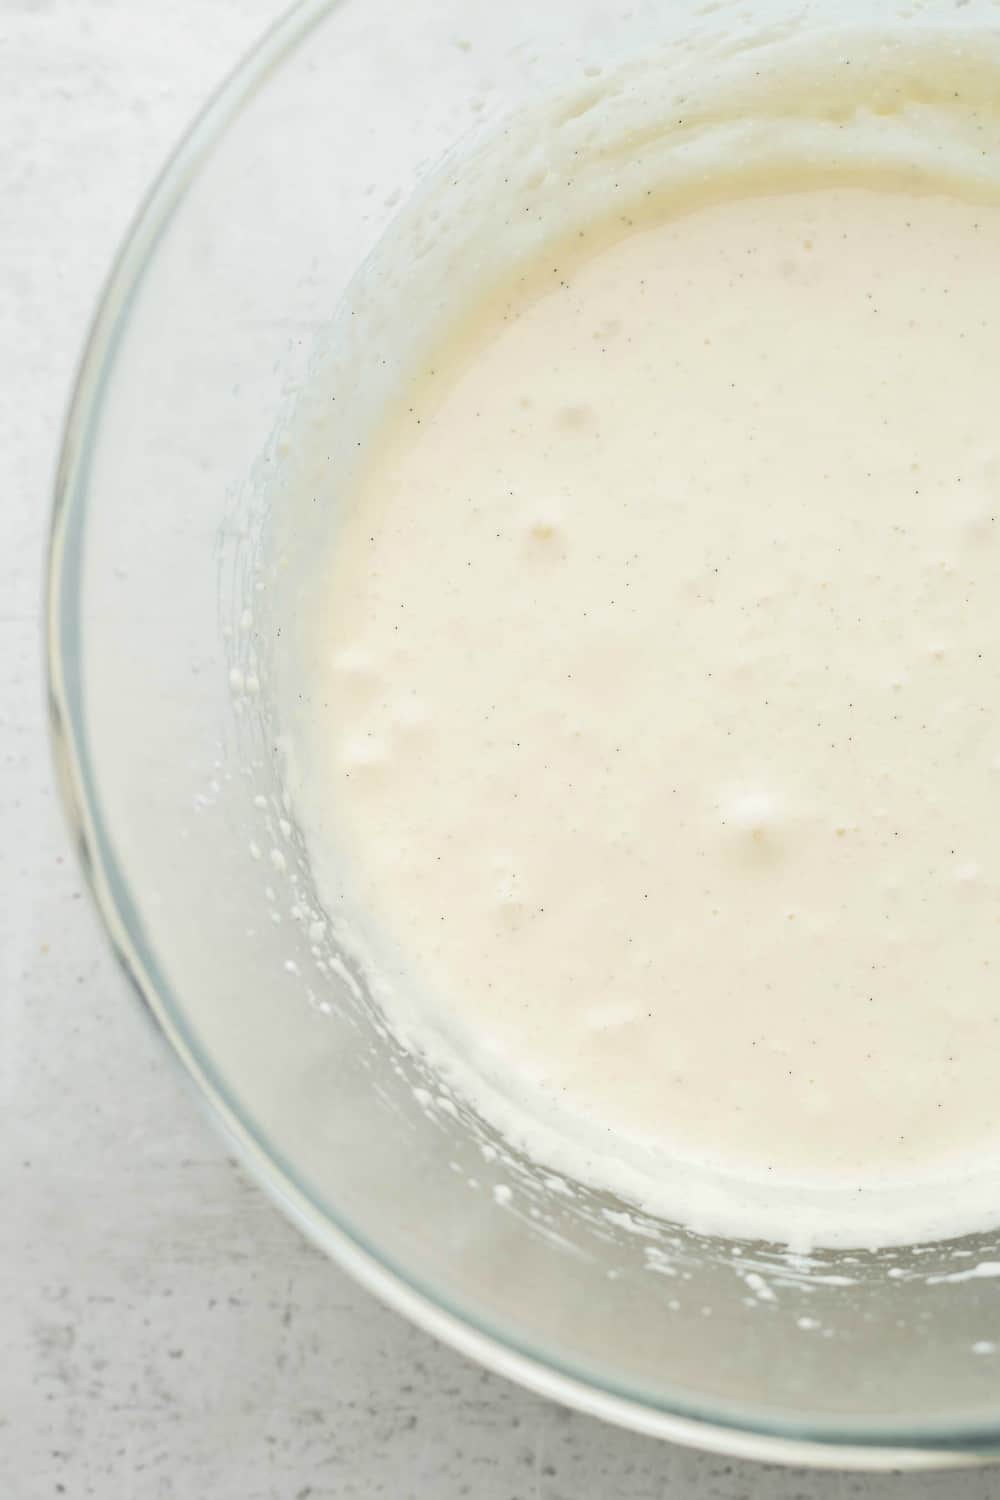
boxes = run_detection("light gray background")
[4,3,1000,1495]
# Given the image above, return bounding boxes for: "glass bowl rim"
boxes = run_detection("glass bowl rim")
[43,0,1000,1468]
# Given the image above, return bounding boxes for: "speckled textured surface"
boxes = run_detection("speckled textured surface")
[5,3,1000,1494]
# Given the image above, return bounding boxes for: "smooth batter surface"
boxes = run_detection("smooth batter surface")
[281,45,1000,1247]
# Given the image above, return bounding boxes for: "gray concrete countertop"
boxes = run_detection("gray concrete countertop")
[5,3,1000,1494]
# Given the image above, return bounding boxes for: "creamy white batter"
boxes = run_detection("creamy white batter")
[276,33,1000,1248]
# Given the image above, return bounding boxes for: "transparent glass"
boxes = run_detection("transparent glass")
[47,0,1000,1466]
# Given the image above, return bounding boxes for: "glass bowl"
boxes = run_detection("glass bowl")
[46,0,1000,1467]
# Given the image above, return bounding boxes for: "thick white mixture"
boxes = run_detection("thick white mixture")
[278,31,1000,1248]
